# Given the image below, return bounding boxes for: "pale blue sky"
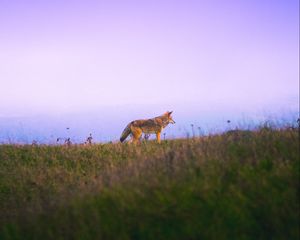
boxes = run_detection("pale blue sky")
[0,0,298,142]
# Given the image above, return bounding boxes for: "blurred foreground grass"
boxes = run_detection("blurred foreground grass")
[0,126,299,239]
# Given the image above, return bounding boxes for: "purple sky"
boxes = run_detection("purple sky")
[0,0,299,142]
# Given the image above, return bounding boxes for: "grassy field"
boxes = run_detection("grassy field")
[0,126,299,239]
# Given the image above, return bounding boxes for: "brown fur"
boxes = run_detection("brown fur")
[120,111,175,144]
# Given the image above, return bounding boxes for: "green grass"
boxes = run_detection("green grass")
[0,127,299,239]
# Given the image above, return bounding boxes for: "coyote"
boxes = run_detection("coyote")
[120,111,175,143]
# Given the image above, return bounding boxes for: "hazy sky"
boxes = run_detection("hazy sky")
[0,0,298,117]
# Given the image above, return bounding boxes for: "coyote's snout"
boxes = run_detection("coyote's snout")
[120,111,175,143]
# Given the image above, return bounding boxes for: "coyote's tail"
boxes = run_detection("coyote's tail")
[120,122,132,142]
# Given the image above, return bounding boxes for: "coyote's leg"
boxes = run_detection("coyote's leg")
[131,128,142,144]
[156,132,161,143]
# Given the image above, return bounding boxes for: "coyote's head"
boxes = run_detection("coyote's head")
[164,111,175,124]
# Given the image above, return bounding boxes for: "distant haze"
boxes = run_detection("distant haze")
[0,0,299,143]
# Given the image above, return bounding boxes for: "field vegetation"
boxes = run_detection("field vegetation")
[0,125,299,239]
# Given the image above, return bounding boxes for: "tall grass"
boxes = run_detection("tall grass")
[0,126,299,239]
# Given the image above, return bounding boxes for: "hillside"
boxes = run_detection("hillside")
[0,127,299,239]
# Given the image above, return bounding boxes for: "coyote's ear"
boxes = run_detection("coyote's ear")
[168,111,173,115]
